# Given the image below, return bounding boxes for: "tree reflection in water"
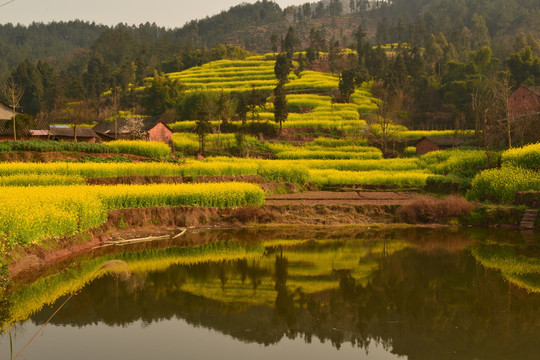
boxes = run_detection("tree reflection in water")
[2,227,540,359]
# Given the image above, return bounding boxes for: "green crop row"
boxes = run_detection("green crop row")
[309,169,431,186]
[0,174,85,187]
[92,182,265,210]
[172,133,258,153]
[200,157,423,172]
[0,162,184,178]
[105,140,171,159]
[276,149,382,160]
[0,140,117,154]
[308,137,368,147]
[257,163,309,184]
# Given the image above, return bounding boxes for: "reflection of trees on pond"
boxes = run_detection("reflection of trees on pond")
[470,242,540,293]
[273,252,297,337]
[4,229,540,359]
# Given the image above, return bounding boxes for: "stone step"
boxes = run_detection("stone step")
[520,209,538,229]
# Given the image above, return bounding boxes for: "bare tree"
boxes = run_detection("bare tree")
[471,82,498,164]
[367,85,406,156]
[491,76,515,148]
[124,117,145,140]
[217,91,234,149]
[61,101,93,142]
[1,79,24,141]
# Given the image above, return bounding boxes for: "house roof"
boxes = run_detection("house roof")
[0,116,48,137]
[522,85,540,98]
[30,129,50,136]
[93,116,172,136]
[49,127,98,138]
[415,136,471,147]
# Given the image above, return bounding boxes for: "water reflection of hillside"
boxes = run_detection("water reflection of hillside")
[3,228,540,359]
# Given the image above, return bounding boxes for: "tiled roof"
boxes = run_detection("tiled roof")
[416,136,472,146]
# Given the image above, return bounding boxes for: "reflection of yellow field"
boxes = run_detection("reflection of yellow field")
[178,239,410,304]
[470,245,540,293]
[6,241,264,328]
[5,238,410,330]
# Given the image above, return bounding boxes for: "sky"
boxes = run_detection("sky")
[0,0,309,28]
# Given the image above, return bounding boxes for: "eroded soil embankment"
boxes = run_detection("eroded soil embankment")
[8,204,397,279]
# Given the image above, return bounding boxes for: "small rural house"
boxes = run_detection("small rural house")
[0,101,51,141]
[47,125,100,142]
[93,117,173,143]
[0,100,16,120]
[509,85,540,118]
[28,125,100,142]
[415,136,471,155]
[508,85,540,144]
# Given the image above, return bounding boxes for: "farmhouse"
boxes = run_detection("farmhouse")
[0,102,49,141]
[415,136,471,155]
[0,100,17,120]
[509,85,540,118]
[94,117,173,143]
[508,85,540,144]
[47,125,100,143]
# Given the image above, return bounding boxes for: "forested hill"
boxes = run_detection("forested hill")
[0,21,106,76]
[1,0,539,78]
[371,0,540,49]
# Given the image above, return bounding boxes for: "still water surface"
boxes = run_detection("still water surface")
[1,227,540,359]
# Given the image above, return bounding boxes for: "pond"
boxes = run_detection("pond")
[1,227,540,359]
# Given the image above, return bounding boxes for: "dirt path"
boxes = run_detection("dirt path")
[266,191,431,206]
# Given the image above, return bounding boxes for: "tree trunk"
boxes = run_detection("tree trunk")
[217,120,221,150]
[12,107,16,141]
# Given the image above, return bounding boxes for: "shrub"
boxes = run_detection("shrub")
[467,167,540,203]
[425,174,471,194]
[421,149,493,178]
[397,196,475,224]
[403,146,417,157]
[502,143,540,171]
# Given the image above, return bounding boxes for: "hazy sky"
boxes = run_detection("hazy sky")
[0,0,309,28]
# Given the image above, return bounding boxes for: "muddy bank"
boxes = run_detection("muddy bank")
[8,198,534,280]
[7,204,396,280]
[105,203,397,229]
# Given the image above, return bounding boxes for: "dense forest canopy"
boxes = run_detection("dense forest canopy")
[1,0,538,77]
[0,0,538,136]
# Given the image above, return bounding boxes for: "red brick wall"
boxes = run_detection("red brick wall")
[148,123,172,143]
[509,87,540,117]
[416,138,441,155]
